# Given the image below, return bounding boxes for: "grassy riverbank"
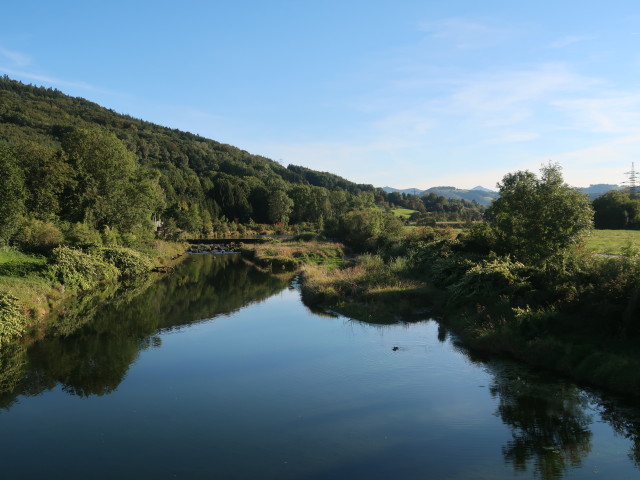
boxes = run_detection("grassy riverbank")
[0,241,186,344]
[293,227,640,397]
[301,255,432,323]
[241,237,345,272]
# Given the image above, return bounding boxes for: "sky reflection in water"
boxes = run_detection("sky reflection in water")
[0,254,638,479]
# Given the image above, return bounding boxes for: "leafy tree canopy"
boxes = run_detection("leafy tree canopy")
[487,163,593,265]
[592,190,640,230]
[0,146,26,243]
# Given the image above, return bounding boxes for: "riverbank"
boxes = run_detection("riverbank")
[294,234,640,398]
[241,238,345,272]
[0,241,186,345]
[301,255,434,323]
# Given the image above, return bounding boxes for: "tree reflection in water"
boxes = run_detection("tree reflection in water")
[597,397,640,468]
[489,364,593,479]
[0,254,289,406]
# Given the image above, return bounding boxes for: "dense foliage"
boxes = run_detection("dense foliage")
[305,164,640,395]
[592,190,640,229]
[382,190,485,223]
[0,76,385,245]
[0,76,487,246]
[486,163,593,265]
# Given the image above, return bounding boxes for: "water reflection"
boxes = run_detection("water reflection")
[597,396,640,468]
[488,365,592,479]
[0,255,639,479]
[0,254,289,406]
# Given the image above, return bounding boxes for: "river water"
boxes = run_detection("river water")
[0,254,639,479]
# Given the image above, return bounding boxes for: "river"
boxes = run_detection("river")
[0,254,639,479]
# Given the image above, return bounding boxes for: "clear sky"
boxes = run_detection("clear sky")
[2,1,640,190]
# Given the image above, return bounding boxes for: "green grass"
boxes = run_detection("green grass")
[391,208,417,219]
[0,247,56,326]
[0,248,48,277]
[0,242,187,341]
[584,229,640,255]
[403,225,463,237]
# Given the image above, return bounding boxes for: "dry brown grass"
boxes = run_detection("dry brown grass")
[300,254,430,324]
[302,257,422,297]
[245,241,345,271]
[251,241,343,260]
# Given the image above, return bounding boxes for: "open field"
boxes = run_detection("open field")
[585,229,640,255]
[391,208,417,219]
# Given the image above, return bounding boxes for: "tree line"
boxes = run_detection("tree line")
[0,76,487,249]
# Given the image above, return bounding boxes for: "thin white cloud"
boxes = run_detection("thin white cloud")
[532,134,640,187]
[444,63,596,127]
[0,47,31,67]
[487,132,540,144]
[547,35,596,49]
[420,18,515,50]
[371,110,435,139]
[552,94,640,134]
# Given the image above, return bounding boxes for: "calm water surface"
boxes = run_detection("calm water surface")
[1,254,639,479]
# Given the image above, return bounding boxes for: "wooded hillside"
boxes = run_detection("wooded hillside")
[0,76,381,240]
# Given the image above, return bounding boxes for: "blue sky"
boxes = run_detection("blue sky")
[2,1,640,189]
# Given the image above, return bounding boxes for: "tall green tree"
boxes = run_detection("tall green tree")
[335,208,403,251]
[0,146,26,243]
[592,190,640,229]
[267,190,294,224]
[488,163,593,265]
[61,129,158,232]
[11,141,72,219]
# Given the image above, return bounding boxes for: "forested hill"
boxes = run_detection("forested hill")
[382,186,498,207]
[0,75,378,238]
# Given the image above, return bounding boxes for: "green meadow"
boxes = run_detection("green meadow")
[391,208,418,219]
[584,229,640,255]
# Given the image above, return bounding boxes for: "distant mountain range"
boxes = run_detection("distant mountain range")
[580,184,621,200]
[382,186,499,206]
[383,184,622,206]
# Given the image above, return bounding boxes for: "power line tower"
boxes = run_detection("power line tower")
[624,162,639,196]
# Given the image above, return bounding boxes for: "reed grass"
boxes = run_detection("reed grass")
[300,254,431,323]
[244,241,345,272]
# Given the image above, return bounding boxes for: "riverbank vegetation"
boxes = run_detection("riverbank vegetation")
[0,241,185,345]
[2,75,640,398]
[300,164,640,396]
[0,254,290,407]
[242,236,345,272]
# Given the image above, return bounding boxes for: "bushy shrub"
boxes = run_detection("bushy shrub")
[119,225,155,248]
[49,246,118,291]
[459,222,498,255]
[511,305,560,335]
[101,225,119,246]
[293,232,321,242]
[408,237,477,286]
[0,293,27,343]
[333,209,403,252]
[99,246,154,277]
[63,222,103,248]
[12,218,64,253]
[448,256,531,304]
